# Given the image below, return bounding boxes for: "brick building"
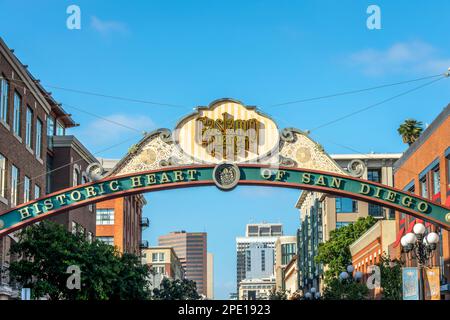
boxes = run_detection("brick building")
[95,158,147,255]
[0,37,95,299]
[390,103,450,299]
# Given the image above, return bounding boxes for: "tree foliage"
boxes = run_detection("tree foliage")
[378,254,403,300]
[152,277,201,300]
[322,277,369,300]
[397,119,423,145]
[9,221,151,300]
[268,288,288,300]
[315,216,376,279]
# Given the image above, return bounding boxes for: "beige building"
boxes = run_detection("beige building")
[238,277,276,300]
[274,236,297,290]
[141,246,185,280]
[349,220,396,299]
[283,255,299,296]
[207,252,214,299]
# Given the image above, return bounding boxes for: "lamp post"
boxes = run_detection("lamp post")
[304,287,320,300]
[400,223,439,300]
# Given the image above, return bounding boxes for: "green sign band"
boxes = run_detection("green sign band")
[0,164,449,236]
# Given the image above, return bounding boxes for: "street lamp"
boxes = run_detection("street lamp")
[304,287,320,300]
[339,265,363,283]
[400,223,439,300]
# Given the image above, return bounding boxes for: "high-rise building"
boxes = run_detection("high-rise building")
[274,236,297,290]
[158,231,207,295]
[207,252,214,299]
[235,223,282,295]
[95,158,147,255]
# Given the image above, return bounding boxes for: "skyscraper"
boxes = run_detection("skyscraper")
[158,231,207,295]
[235,223,283,294]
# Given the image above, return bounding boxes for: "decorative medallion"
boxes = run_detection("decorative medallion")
[295,147,311,163]
[86,163,106,182]
[347,159,365,178]
[141,149,157,165]
[212,163,240,190]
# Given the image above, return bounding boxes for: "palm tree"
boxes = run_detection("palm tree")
[397,119,423,145]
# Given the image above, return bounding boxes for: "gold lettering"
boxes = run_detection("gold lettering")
[302,173,311,184]
[44,199,54,210]
[109,180,120,191]
[131,176,143,188]
[315,175,326,186]
[56,194,67,205]
[19,207,32,220]
[374,187,383,198]
[359,184,371,195]
[275,170,286,181]
[32,202,42,215]
[330,177,342,189]
[160,172,171,183]
[85,186,97,198]
[70,191,81,202]
[146,174,156,185]
[385,190,397,202]
[417,202,429,213]
[261,169,272,179]
[174,171,184,182]
[97,183,105,195]
[401,196,413,208]
[187,170,197,180]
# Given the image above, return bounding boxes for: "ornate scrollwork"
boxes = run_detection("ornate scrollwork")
[159,156,183,167]
[158,128,173,143]
[279,155,297,167]
[86,163,107,182]
[347,159,365,178]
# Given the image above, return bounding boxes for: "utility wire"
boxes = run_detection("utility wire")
[268,73,445,107]
[309,76,446,132]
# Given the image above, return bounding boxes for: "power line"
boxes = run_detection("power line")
[309,76,446,132]
[268,73,445,108]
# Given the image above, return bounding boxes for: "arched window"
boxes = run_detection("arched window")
[73,168,80,186]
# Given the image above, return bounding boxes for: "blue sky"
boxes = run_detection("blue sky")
[1,0,449,298]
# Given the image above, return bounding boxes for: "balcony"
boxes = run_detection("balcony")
[140,240,149,249]
[140,217,150,229]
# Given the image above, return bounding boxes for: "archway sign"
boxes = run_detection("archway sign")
[0,98,449,236]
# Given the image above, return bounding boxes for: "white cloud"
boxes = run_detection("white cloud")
[90,16,129,36]
[348,40,450,76]
[77,114,155,149]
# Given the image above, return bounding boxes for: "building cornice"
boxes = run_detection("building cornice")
[52,135,98,164]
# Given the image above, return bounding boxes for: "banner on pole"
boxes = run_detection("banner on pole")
[424,267,440,300]
[402,267,419,300]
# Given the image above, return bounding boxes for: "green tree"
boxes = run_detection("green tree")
[152,278,201,300]
[9,221,151,300]
[268,288,288,300]
[397,119,423,145]
[378,254,403,300]
[315,216,376,280]
[322,277,369,300]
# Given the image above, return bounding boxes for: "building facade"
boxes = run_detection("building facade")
[207,252,214,299]
[235,223,282,295]
[158,231,208,296]
[349,220,396,299]
[238,277,276,300]
[274,236,297,290]
[95,158,147,255]
[141,246,185,280]
[296,153,402,293]
[389,103,450,299]
[0,37,93,299]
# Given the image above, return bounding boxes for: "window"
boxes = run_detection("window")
[25,106,33,148]
[246,250,251,272]
[367,169,381,183]
[159,252,165,261]
[261,250,265,272]
[432,166,440,195]
[73,168,80,186]
[336,221,351,229]
[13,91,21,136]
[11,165,19,206]
[96,208,114,225]
[97,236,114,246]
[47,115,55,136]
[56,122,65,136]
[35,119,42,159]
[0,154,5,198]
[23,176,30,203]
[0,76,8,123]
[152,252,165,262]
[420,177,428,198]
[335,197,358,213]
[34,184,40,199]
